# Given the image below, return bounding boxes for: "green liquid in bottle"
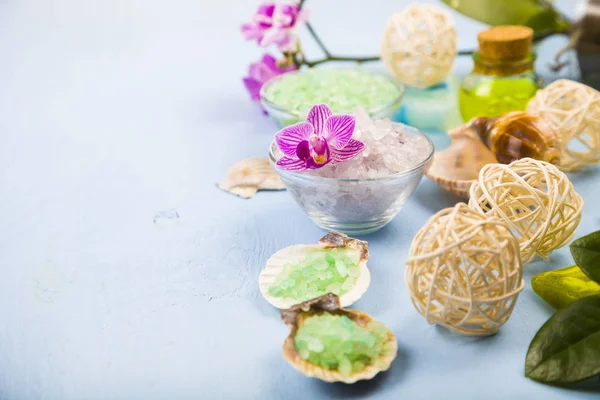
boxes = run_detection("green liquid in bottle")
[459,76,538,122]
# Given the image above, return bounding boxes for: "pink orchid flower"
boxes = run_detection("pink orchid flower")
[243,54,295,110]
[275,104,365,171]
[241,2,308,52]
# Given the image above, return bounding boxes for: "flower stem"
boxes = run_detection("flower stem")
[305,22,331,57]
[294,0,563,69]
[303,55,380,68]
[296,1,468,67]
[295,1,379,68]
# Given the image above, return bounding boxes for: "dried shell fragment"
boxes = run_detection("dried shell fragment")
[472,112,562,165]
[259,232,370,309]
[281,294,398,384]
[426,123,497,198]
[217,158,285,198]
[319,231,369,261]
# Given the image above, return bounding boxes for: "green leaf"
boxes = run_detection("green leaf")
[531,265,600,310]
[525,295,600,384]
[441,0,570,37]
[571,231,600,284]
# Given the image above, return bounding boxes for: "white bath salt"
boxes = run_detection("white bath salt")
[309,108,432,179]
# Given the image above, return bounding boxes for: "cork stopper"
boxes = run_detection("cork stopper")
[477,26,533,61]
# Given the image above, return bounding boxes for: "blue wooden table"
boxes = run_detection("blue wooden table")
[0,0,597,398]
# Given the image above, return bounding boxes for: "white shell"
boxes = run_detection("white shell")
[259,244,370,309]
[425,123,497,199]
[217,158,285,199]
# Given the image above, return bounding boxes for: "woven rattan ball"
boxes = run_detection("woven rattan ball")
[469,158,583,264]
[527,79,600,171]
[405,203,523,336]
[380,4,456,88]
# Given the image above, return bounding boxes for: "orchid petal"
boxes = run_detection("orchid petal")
[307,104,332,135]
[330,139,365,164]
[242,77,262,101]
[272,5,295,28]
[261,53,295,74]
[260,54,278,72]
[241,23,263,40]
[310,135,329,157]
[277,32,299,52]
[276,156,307,171]
[324,114,356,149]
[248,62,271,83]
[259,28,286,47]
[275,122,314,157]
[254,4,275,24]
[305,157,331,170]
[296,140,310,160]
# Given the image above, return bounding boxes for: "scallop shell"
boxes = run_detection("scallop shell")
[217,158,285,199]
[426,123,497,199]
[259,232,371,309]
[281,294,398,384]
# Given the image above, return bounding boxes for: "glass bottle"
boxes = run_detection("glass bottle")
[459,25,540,122]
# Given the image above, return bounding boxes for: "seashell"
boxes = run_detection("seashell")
[426,124,497,199]
[472,112,562,165]
[259,232,370,309]
[281,294,398,383]
[217,158,285,199]
[426,111,563,199]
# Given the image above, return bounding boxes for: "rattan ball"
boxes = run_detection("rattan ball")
[469,158,583,264]
[380,4,457,88]
[405,203,523,336]
[527,79,600,171]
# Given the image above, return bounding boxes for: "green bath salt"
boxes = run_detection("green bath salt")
[294,314,388,376]
[263,68,402,117]
[268,248,361,303]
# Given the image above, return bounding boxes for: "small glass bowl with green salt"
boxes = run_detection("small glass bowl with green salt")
[260,67,404,127]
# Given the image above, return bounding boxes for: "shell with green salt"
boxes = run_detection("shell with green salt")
[259,232,371,309]
[280,294,397,383]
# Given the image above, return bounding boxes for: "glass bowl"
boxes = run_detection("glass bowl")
[260,68,405,128]
[268,126,435,235]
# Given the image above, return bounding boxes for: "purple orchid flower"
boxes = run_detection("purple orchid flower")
[241,2,308,52]
[243,54,295,111]
[275,104,365,171]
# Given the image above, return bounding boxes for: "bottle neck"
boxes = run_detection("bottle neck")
[472,51,535,77]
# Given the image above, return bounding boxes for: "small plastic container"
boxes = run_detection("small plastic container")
[459,26,541,122]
